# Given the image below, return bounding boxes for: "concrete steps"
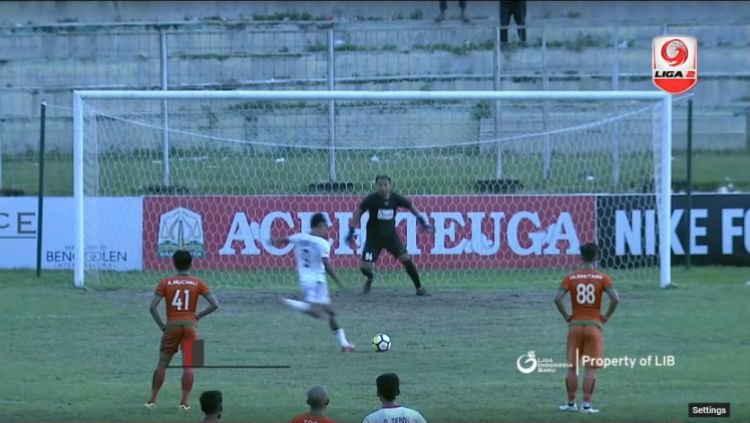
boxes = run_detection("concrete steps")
[0,20,748,155]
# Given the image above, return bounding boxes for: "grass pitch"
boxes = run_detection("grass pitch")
[1,267,748,422]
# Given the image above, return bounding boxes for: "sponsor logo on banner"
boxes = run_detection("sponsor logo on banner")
[0,197,143,270]
[157,207,206,258]
[597,194,750,267]
[0,208,36,240]
[652,35,698,94]
[143,196,596,270]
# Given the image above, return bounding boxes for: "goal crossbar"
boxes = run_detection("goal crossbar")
[72,90,672,288]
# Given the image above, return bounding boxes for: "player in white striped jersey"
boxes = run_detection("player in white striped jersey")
[362,373,427,423]
[271,213,354,352]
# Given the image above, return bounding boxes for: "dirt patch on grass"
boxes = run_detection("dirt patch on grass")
[96,286,552,317]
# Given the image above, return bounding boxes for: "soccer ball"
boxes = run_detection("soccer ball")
[373,333,392,352]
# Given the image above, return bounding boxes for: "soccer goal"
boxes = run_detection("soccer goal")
[72,90,672,289]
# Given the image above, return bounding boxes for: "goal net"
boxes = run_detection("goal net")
[73,91,672,289]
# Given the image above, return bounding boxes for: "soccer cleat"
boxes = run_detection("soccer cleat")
[341,343,356,352]
[580,405,600,414]
[362,278,373,294]
[415,287,430,296]
[178,403,191,412]
[558,402,577,411]
[144,402,157,410]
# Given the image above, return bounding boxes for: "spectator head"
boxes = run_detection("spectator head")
[306,385,330,411]
[200,390,223,417]
[376,373,400,402]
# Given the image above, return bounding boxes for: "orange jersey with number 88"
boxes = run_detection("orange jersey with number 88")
[560,269,613,323]
[155,276,210,324]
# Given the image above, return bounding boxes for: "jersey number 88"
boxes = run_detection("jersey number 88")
[576,283,596,304]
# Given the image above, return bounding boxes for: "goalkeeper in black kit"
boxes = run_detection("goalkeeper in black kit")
[346,175,434,296]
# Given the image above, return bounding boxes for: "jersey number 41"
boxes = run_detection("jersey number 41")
[172,289,191,311]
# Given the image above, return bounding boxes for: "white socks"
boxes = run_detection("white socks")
[334,328,350,347]
[283,299,349,347]
[282,298,312,313]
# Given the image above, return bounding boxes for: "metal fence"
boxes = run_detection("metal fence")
[0,22,748,193]
[1,23,747,89]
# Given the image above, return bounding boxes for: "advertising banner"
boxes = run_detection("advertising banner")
[0,197,143,270]
[597,194,750,266]
[143,195,597,271]
[4,193,744,272]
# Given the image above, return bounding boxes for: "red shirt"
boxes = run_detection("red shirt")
[290,413,337,423]
[560,269,613,324]
[155,275,209,324]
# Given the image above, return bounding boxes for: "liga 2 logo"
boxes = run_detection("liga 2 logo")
[652,35,698,94]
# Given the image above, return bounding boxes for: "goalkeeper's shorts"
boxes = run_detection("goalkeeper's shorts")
[362,233,407,263]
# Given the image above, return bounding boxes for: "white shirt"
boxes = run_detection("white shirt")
[288,233,331,281]
[362,406,427,423]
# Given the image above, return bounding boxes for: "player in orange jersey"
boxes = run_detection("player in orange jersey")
[145,250,219,411]
[290,385,338,423]
[554,243,619,414]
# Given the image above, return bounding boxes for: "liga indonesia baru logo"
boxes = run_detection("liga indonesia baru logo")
[516,351,538,374]
[652,35,698,94]
[516,351,570,374]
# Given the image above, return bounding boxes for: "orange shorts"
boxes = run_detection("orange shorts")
[160,325,197,357]
[566,324,604,368]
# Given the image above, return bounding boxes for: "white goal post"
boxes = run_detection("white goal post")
[73,90,672,288]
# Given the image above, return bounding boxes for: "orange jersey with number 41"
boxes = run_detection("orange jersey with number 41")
[560,269,613,324]
[155,275,210,324]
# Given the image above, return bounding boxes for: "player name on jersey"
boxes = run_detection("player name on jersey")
[568,273,605,280]
[167,279,199,286]
[362,406,427,423]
